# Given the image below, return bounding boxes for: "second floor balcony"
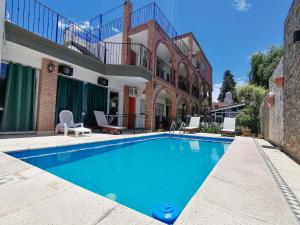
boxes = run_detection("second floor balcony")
[156,57,176,85]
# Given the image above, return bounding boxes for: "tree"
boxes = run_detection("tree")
[237,85,267,134]
[218,70,237,102]
[249,46,284,89]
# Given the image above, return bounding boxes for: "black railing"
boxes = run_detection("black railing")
[107,114,147,133]
[103,42,150,68]
[156,57,175,85]
[155,116,172,131]
[131,3,190,57]
[192,85,200,98]
[178,76,190,93]
[90,17,123,40]
[5,0,151,70]
[5,0,92,45]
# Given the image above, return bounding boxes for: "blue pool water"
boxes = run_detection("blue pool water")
[8,135,231,219]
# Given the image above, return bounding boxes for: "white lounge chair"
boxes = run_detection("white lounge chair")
[221,117,236,135]
[55,110,91,137]
[184,117,200,133]
[94,111,127,134]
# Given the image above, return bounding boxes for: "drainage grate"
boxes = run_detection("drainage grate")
[261,145,280,150]
[254,139,300,224]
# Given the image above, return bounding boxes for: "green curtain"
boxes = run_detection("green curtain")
[85,83,108,127]
[55,76,83,123]
[1,63,36,131]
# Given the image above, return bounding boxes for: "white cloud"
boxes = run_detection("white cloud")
[78,20,91,30]
[233,0,251,11]
[212,83,222,102]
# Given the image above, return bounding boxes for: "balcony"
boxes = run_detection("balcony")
[178,76,190,93]
[5,0,150,70]
[131,3,190,57]
[156,57,176,85]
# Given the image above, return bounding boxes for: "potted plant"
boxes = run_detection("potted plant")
[236,108,252,137]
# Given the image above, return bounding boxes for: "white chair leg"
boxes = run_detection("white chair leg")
[75,131,79,138]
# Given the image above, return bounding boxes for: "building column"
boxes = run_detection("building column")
[122,0,132,65]
[0,0,5,66]
[145,81,154,130]
[123,85,129,127]
[36,58,59,133]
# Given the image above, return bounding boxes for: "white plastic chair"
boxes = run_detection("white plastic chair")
[184,117,200,133]
[94,111,127,134]
[56,110,91,137]
[221,117,236,135]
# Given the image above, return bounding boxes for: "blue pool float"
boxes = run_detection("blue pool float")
[152,204,179,224]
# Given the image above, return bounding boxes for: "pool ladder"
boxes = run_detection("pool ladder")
[179,122,186,134]
[170,121,176,133]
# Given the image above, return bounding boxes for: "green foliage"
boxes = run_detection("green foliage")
[218,70,237,102]
[249,46,284,89]
[236,107,251,128]
[237,85,267,134]
[200,122,221,134]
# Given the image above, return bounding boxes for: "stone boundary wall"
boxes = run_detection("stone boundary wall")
[283,0,300,163]
[268,59,284,147]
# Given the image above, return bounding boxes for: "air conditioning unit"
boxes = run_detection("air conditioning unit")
[58,65,73,76]
[98,77,109,87]
[129,87,138,96]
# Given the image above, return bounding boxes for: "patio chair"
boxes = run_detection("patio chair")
[55,110,91,137]
[184,117,201,133]
[94,111,127,134]
[221,117,236,136]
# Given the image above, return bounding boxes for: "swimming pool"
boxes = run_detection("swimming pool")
[7,134,232,220]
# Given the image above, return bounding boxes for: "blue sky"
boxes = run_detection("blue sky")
[40,0,292,101]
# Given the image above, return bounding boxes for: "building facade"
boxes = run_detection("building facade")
[0,0,212,134]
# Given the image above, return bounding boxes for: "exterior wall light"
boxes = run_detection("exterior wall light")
[47,62,55,73]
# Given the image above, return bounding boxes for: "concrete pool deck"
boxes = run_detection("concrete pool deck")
[0,133,299,225]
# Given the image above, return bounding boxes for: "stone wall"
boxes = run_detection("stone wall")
[268,59,284,147]
[260,98,269,141]
[283,0,300,163]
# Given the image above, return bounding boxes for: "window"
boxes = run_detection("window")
[0,63,8,108]
[140,99,146,115]
[155,103,164,117]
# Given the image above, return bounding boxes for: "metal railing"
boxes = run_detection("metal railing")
[90,17,123,40]
[107,114,147,133]
[131,2,190,57]
[155,116,172,131]
[178,76,190,93]
[5,0,91,45]
[5,0,151,70]
[102,42,150,67]
[156,57,175,85]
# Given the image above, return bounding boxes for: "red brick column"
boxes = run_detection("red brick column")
[123,85,129,127]
[36,58,59,133]
[145,81,154,130]
[122,0,132,65]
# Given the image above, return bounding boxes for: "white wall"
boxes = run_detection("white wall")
[2,41,147,117]
[0,0,5,66]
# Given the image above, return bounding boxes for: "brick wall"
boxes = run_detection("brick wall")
[283,0,300,162]
[36,58,58,133]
